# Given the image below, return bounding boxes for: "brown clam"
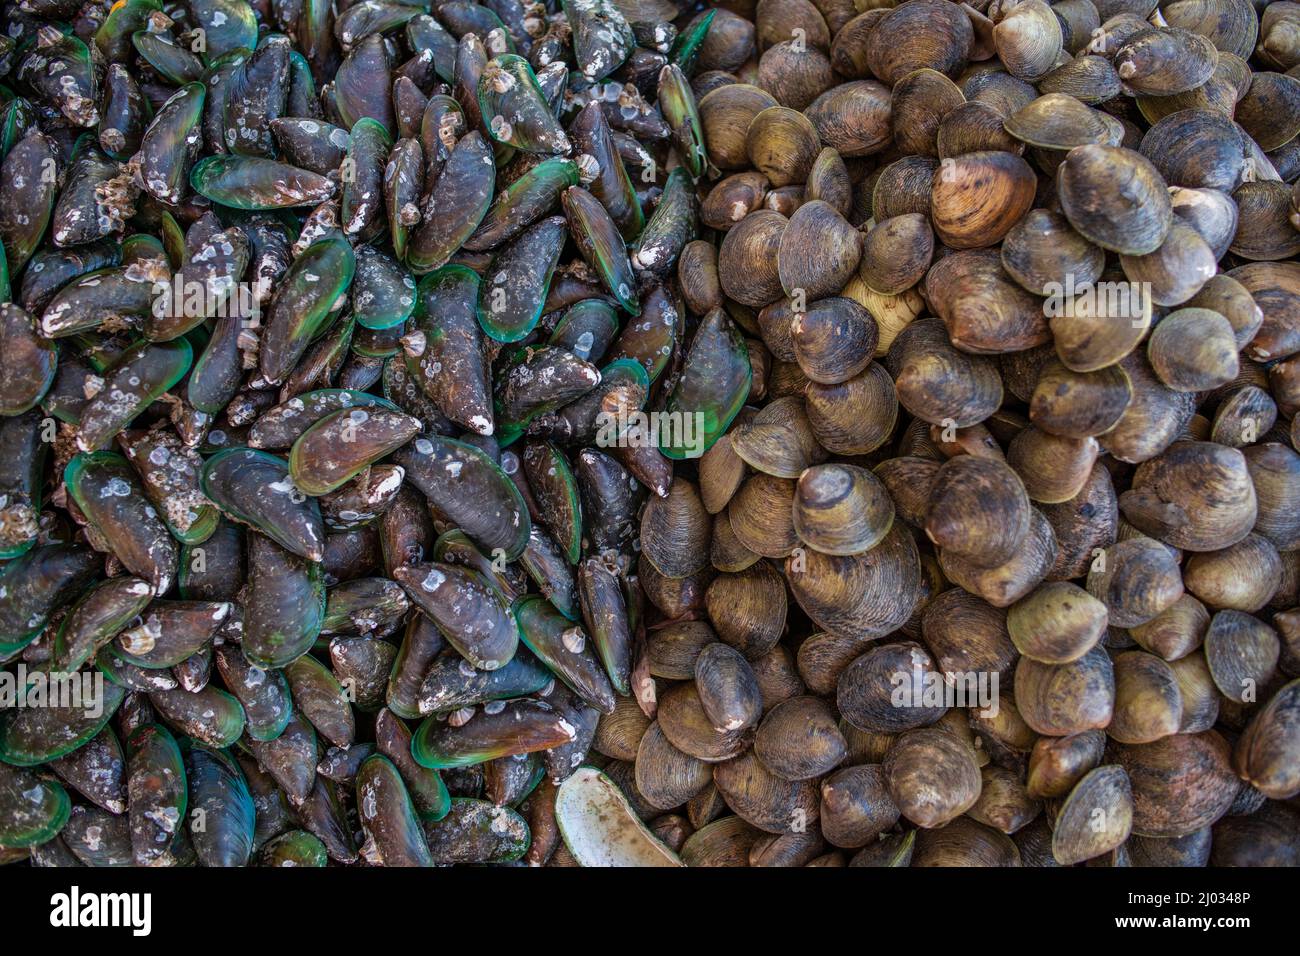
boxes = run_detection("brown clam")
[1029,360,1133,439]
[819,765,899,848]
[639,479,711,578]
[887,317,1004,426]
[992,0,1064,81]
[1057,144,1173,255]
[1183,534,1282,613]
[1129,594,1210,661]
[1026,730,1106,798]
[938,100,1027,157]
[1110,731,1240,837]
[892,69,966,157]
[1000,209,1105,296]
[837,642,949,734]
[1233,678,1300,799]
[883,726,983,828]
[695,642,763,735]
[925,455,1032,569]
[1007,581,1108,664]
[1050,765,1134,865]
[1121,441,1257,551]
[1006,427,1100,503]
[1014,645,1115,735]
[786,521,924,641]
[746,107,821,188]
[968,764,1040,835]
[1119,221,1217,308]
[705,559,788,659]
[718,209,788,308]
[1004,93,1122,149]
[791,463,893,556]
[701,172,770,232]
[712,750,819,834]
[804,80,894,158]
[804,363,899,455]
[930,151,1037,249]
[1085,538,1185,628]
[864,0,974,87]
[1109,651,1184,744]
[1203,609,1280,704]
[698,84,780,170]
[753,695,846,780]
[858,214,934,295]
[1113,28,1220,96]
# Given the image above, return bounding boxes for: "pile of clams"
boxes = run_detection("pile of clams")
[1,0,1299,868]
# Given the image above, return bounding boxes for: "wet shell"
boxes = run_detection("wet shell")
[883,727,982,828]
[929,151,1037,250]
[1057,145,1173,255]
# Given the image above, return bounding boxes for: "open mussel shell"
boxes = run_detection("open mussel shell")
[554,767,683,866]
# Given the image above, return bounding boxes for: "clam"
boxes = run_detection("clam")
[859,213,935,295]
[1109,651,1184,744]
[819,766,899,848]
[883,727,983,828]
[753,696,846,780]
[791,463,894,556]
[925,456,1032,569]
[1000,209,1105,296]
[1233,679,1300,799]
[892,69,966,157]
[1051,766,1133,864]
[864,0,974,87]
[1007,581,1108,664]
[1114,28,1220,96]
[1004,93,1122,149]
[1122,441,1257,551]
[930,151,1037,249]
[1111,731,1240,837]
[1057,145,1173,255]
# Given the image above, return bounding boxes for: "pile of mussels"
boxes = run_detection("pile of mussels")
[1,0,1300,868]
